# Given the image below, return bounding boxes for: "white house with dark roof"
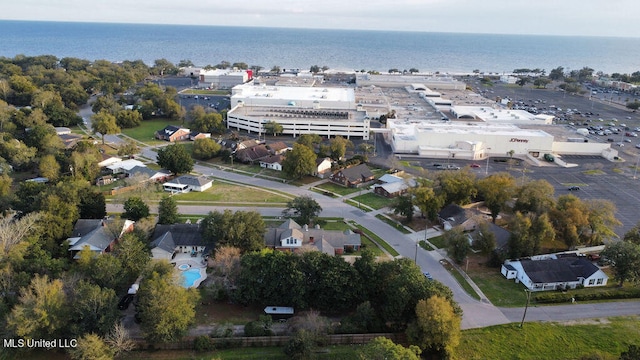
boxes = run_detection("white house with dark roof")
[264,219,361,256]
[67,219,135,259]
[501,254,608,291]
[106,159,145,174]
[149,223,209,260]
[162,175,213,193]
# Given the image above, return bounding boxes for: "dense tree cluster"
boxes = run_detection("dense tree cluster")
[234,249,460,331]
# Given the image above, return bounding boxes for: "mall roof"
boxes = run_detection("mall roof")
[231,84,355,104]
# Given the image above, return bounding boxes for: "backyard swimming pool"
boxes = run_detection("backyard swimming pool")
[181,268,203,288]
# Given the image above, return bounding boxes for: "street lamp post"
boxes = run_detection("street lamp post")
[485,148,492,175]
[519,289,531,328]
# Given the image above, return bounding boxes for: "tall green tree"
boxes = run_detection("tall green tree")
[295,134,322,149]
[282,143,317,179]
[123,196,149,221]
[137,261,200,343]
[264,120,283,136]
[67,280,120,337]
[329,136,353,160]
[435,169,477,206]
[514,179,556,215]
[406,295,461,359]
[601,241,640,287]
[113,232,150,284]
[477,172,517,222]
[201,210,265,253]
[392,194,415,223]
[68,333,114,360]
[282,195,322,226]
[158,195,179,224]
[445,228,471,264]
[584,199,621,245]
[156,144,194,175]
[192,138,221,160]
[6,274,68,340]
[411,185,444,221]
[91,110,120,145]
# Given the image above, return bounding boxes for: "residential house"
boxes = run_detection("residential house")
[373,174,411,198]
[437,204,510,250]
[163,175,213,193]
[501,254,608,291]
[267,141,289,155]
[149,223,209,260]
[259,154,284,171]
[106,159,146,174]
[235,144,271,164]
[329,163,375,187]
[58,133,84,148]
[124,166,171,182]
[237,139,261,151]
[98,155,122,168]
[315,157,333,178]
[190,132,211,141]
[264,219,361,256]
[155,125,191,142]
[67,219,135,259]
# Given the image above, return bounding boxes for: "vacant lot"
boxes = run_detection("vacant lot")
[175,181,291,204]
[121,118,182,144]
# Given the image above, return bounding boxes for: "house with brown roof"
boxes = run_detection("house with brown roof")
[235,144,271,164]
[267,141,289,155]
[329,163,375,187]
[189,132,211,141]
[155,125,191,142]
[264,219,361,256]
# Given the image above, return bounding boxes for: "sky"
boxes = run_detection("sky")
[1,0,638,38]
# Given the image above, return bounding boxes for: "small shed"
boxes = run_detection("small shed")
[264,306,294,320]
[501,263,518,279]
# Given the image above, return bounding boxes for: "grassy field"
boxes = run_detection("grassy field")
[465,256,530,307]
[351,193,393,210]
[321,220,351,231]
[174,181,291,203]
[350,222,399,257]
[315,182,361,196]
[121,118,183,144]
[439,259,482,301]
[427,235,447,249]
[458,316,640,360]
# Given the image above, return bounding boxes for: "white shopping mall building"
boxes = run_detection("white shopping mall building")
[387,120,617,161]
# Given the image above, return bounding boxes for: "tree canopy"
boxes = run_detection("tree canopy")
[282,195,323,226]
[156,144,194,175]
[282,143,317,179]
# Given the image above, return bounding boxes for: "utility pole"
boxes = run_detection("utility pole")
[414,241,418,263]
[519,289,531,328]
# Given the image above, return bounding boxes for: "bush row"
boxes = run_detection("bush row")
[534,287,640,304]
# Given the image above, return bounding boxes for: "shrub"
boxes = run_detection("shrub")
[193,335,215,352]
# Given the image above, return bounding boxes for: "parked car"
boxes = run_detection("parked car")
[470,163,481,168]
[568,186,580,191]
[118,294,135,310]
[423,272,433,280]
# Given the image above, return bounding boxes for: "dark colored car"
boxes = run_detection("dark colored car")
[568,186,580,191]
[118,294,134,310]
[423,272,433,280]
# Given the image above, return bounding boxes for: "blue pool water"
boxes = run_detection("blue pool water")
[181,268,202,288]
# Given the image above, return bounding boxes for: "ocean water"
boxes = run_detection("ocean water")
[1,20,639,75]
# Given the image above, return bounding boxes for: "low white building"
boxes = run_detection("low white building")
[450,106,554,125]
[501,255,608,291]
[163,175,213,193]
[387,120,615,160]
[198,69,251,89]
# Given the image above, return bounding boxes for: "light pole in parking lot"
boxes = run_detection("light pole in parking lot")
[485,147,492,175]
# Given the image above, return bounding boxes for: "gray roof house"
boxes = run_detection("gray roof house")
[162,175,213,193]
[67,219,135,259]
[264,219,361,256]
[501,254,608,291]
[150,223,210,260]
[329,164,375,187]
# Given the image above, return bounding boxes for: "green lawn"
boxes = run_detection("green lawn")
[418,240,434,251]
[350,222,399,257]
[375,214,411,234]
[345,198,373,212]
[321,220,351,231]
[315,182,362,196]
[441,260,482,301]
[427,235,447,249]
[467,266,530,307]
[174,181,290,203]
[120,118,184,144]
[351,193,393,210]
[459,316,640,360]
